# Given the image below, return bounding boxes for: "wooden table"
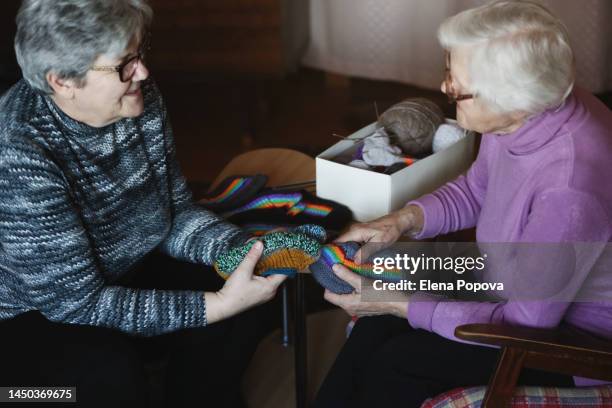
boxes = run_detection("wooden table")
[210,148,315,408]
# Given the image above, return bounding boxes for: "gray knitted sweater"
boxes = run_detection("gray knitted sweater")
[0,78,248,336]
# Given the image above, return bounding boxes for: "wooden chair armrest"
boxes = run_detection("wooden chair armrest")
[455,323,612,362]
[456,324,612,407]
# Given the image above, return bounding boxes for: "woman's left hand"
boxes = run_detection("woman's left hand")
[323,264,410,319]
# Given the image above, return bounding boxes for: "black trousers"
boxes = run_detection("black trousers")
[313,315,574,408]
[0,252,280,408]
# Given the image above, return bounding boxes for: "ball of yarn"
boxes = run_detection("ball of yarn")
[378,98,445,157]
[432,123,466,153]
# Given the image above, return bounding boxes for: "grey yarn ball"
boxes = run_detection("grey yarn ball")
[378,98,445,157]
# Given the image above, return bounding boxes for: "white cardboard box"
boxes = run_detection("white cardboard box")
[316,121,475,222]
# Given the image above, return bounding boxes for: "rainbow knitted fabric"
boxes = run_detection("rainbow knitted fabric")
[222,192,303,217]
[222,192,333,218]
[287,201,333,217]
[309,242,404,294]
[199,175,268,212]
[214,225,409,293]
[200,178,252,203]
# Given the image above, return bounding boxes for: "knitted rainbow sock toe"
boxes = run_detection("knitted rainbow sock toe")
[214,225,327,279]
[199,175,268,212]
[309,242,404,294]
[309,242,359,294]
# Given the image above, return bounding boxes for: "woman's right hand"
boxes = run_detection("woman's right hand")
[204,241,286,324]
[335,204,424,260]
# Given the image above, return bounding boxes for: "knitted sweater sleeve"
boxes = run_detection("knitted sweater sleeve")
[156,102,249,265]
[0,140,208,336]
[407,136,490,239]
[407,189,610,342]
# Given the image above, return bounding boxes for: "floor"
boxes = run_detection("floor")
[242,309,351,408]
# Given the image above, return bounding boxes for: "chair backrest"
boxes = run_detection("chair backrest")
[210,148,315,189]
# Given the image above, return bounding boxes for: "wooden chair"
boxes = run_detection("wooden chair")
[209,148,315,191]
[449,323,612,407]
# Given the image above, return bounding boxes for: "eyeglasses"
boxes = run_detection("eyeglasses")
[444,51,474,104]
[90,35,151,82]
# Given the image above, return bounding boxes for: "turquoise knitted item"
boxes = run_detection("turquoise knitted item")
[214,225,327,279]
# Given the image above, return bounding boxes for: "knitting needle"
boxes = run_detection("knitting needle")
[270,180,316,191]
[332,131,388,144]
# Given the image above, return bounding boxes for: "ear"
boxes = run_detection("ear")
[46,72,76,99]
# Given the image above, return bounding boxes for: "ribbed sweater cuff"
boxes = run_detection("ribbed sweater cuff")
[193,291,208,327]
[406,193,444,239]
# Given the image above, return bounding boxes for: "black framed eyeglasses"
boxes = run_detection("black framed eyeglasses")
[90,34,151,82]
[444,51,474,104]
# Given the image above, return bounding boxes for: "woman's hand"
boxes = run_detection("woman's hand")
[335,204,424,260]
[323,264,409,319]
[205,241,286,324]
[337,205,424,244]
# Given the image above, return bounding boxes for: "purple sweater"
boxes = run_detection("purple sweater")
[408,88,612,385]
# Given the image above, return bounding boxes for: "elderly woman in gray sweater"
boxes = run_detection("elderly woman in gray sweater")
[0,1,285,407]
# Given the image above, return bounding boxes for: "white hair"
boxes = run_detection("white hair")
[438,0,575,115]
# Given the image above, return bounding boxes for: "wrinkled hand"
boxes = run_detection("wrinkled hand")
[335,205,424,261]
[206,241,287,323]
[323,264,409,319]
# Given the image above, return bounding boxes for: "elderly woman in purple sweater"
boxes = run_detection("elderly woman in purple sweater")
[314,1,612,407]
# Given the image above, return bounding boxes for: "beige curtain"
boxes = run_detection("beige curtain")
[302,0,612,93]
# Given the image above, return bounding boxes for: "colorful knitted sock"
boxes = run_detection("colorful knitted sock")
[199,174,268,212]
[222,189,352,237]
[214,225,327,279]
[222,192,303,219]
[309,242,404,294]
[285,190,353,233]
[287,198,333,217]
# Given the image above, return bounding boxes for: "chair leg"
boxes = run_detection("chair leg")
[294,272,308,408]
[482,346,526,408]
[281,281,290,347]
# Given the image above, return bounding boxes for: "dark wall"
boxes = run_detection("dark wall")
[1,0,304,88]
[0,1,21,88]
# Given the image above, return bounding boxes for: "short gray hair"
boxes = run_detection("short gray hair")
[15,0,153,94]
[438,0,575,115]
